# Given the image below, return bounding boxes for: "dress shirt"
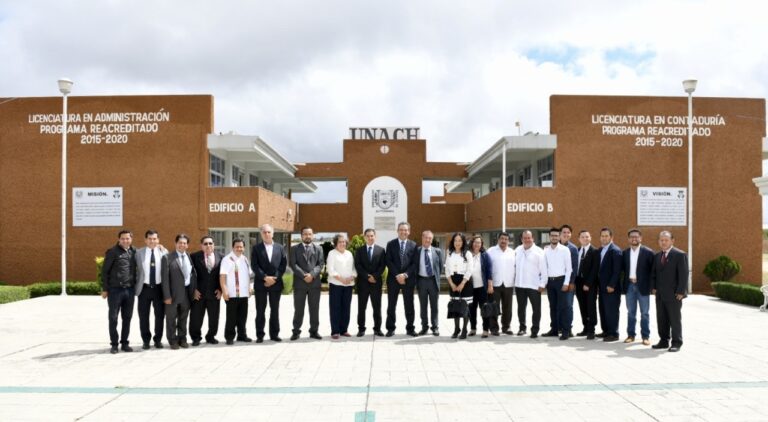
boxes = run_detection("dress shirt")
[544,243,572,286]
[444,250,474,280]
[264,242,274,262]
[143,248,162,285]
[205,252,215,271]
[514,244,547,289]
[470,253,484,288]
[629,246,640,280]
[219,252,251,297]
[418,247,434,277]
[486,245,516,287]
[326,249,357,286]
[600,242,613,263]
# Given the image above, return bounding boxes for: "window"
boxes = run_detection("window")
[521,166,532,187]
[249,174,259,187]
[537,155,554,186]
[231,165,244,187]
[209,230,226,255]
[209,155,225,187]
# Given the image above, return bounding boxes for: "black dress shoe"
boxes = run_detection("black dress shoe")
[206,338,219,345]
[374,330,385,337]
[192,340,201,347]
[530,333,538,339]
[310,333,322,340]
[255,338,264,343]
[668,346,681,352]
[179,342,190,349]
[596,332,606,338]
[576,331,588,337]
[517,330,526,336]
[121,345,133,352]
[603,336,619,342]
[226,339,234,345]
[503,329,514,335]
[142,343,150,350]
[559,334,569,341]
[432,330,439,337]
[652,342,670,349]
[290,333,300,341]
[541,331,558,337]
[356,330,366,337]
[586,333,595,340]
[271,337,282,342]
[491,331,500,336]
[459,330,467,340]
[451,331,459,339]
[418,328,429,336]
[237,337,253,343]
[406,331,418,337]
[154,341,164,349]
[110,346,119,354]
[385,331,394,337]
[170,343,180,350]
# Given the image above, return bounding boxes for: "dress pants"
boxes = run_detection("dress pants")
[546,277,574,334]
[575,279,598,334]
[165,296,191,345]
[255,290,281,339]
[417,277,440,331]
[137,284,165,344]
[625,282,650,339]
[357,280,382,332]
[515,287,541,334]
[599,286,620,337]
[329,284,353,335]
[224,297,249,341]
[108,287,134,346]
[469,287,489,331]
[385,281,416,333]
[489,285,514,333]
[292,287,321,335]
[656,297,683,346]
[189,296,220,342]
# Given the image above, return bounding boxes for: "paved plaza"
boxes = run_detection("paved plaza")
[1,293,767,421]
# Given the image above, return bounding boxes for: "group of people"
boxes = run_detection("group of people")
[100,222,688,354]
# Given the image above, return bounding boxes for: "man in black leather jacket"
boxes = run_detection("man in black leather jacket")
[101,230,138,354]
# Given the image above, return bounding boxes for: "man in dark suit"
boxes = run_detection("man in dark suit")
[252,223,288,343]
[355,228,386,337]
[622,228,655,345]
[412,230,443,336]
[574,230,600,339]
[189,235,224,346]
[134,230,168,350]
[289,227,324,341]
[597,227,622,342]
[650,230,688,352]
[162,234,197,350]
[385,221,418,337]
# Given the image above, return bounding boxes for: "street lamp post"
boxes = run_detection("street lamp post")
[683,79,697,294]
[501,138,507,233]
[58,78,73,297]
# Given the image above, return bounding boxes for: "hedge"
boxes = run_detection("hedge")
[0,286,31,304]
[710,282,765,307]
[27,281,102,298]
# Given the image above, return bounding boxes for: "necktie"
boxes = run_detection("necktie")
[206,254,213,271]
[424,249,433,277]
[232,256,240,298]
[304,245,311,262]
[400,241,406,265]
[578,248,585,275]
[662,251,668,265]
[368,246,373,262]
[149,249,156,286]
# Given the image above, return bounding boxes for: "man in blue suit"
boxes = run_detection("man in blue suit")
[385,221,418,337]
[621,229,655,345]
[597,227,622,342]
[252,224,288,343]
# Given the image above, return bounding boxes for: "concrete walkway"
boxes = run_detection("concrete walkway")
[1,293,767,421]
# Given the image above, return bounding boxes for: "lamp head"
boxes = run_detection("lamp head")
[682,79,697,94]
[57,78,74,95]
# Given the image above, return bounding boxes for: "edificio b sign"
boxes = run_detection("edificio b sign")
[348,127,420,140]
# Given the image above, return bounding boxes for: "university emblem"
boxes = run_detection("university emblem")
[373,189,398,210]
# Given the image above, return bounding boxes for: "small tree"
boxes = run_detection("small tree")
[703,255,741,282]
[348,233,365,255]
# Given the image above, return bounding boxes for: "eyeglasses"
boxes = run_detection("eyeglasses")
[202,242,214,245]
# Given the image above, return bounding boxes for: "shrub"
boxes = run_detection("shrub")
[28,281,101,298]
[281,273,294,295]
[703,256,741,282]
[711,282,764,307]
[95,256,105,281]
[348,234,365,255]
[0,286,30,304]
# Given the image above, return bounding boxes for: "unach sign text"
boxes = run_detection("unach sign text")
[349,127,420,140]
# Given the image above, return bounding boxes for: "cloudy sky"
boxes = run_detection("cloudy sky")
[2,1,767,211]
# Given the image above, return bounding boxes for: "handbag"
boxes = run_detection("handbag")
[447,297,469,318]
[481,300,499,319]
